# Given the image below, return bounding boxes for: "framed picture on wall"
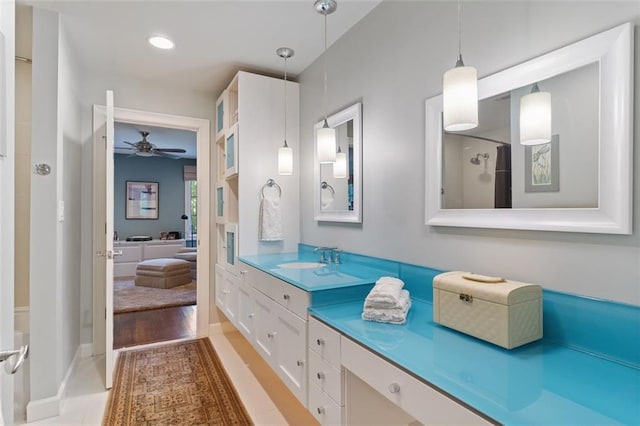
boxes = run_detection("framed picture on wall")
[524,135,560,193]
[126,181,159,219]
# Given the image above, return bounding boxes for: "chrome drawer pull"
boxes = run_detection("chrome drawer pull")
[316,338,325,346]
[248,313,255,318]
[297,360,304,367]
[317,407,325,415]
[267,332,277,338]
[283,294,290,300]
[388,382,400,394]
[316,371,325,380]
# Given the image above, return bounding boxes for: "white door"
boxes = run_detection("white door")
[104,91,115,388]
[93,91,115,388]
[253,291,276,364]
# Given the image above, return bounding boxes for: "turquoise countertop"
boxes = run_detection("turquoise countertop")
[238,252,390,291]
[309,300,640,425]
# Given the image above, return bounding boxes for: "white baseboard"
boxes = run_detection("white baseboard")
[26,343,83,422]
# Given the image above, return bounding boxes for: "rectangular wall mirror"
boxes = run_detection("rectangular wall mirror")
[425,22,633,234]
[314,102,362,223]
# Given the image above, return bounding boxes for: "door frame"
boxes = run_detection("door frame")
[92,106,210,360]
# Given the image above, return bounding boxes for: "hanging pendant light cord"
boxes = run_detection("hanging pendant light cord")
[457,0,462,59]
[283,55,288,146]
[323,11,329,122]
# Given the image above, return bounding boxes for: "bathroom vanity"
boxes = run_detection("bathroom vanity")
[221,246,640,426]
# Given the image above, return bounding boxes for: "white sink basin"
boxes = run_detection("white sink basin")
[277,262,326,269]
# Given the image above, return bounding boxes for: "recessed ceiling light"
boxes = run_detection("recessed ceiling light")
[148,36,174,50]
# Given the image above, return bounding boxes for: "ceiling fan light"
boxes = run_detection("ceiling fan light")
[148,36,174,50]
[135,151,153,157]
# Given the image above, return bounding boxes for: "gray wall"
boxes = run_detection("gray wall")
[299,1,640,306]
[29,7,83,407]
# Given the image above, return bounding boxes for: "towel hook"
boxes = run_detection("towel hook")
[261,179,282,199]
[320,181,335,195]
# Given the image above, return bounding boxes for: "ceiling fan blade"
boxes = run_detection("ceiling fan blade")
[154,151,181,160]
[123,141,139,148]
[116,147,135,150]
[154,148,187,153]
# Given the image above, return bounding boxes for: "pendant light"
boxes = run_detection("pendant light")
[443,0,478,132]
[315,0,337,163]
[333,146,347,178]
[520,83,552,145]
[277,47,294,175]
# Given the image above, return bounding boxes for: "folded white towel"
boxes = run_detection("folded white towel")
[364,277,405,309]
[362,290,411,325]
[259,197,283,241]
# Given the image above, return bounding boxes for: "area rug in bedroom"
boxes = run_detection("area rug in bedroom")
[103,338,253,425]
[113,278,196,314]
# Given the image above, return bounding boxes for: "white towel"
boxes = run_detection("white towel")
[259,197,283,241]
[364,277,405,309]
[362,290,412,325]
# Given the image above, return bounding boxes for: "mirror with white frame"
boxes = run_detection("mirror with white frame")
[314,102,362,223]
[425,22,633,234]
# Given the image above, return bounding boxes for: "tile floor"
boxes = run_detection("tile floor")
[17,324,316,425]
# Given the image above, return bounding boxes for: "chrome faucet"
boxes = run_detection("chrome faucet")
[313,246,339,264]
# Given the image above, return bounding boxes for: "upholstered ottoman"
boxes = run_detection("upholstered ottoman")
[135,258,192,289]
[174,248,197,280]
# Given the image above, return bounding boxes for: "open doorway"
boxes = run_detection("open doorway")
[111,122,198,349]
[92,103,210,387]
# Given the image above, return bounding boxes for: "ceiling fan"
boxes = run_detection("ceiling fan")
[120,131,186,159]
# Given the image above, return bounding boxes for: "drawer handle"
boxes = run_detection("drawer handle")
[267,332,277,339]
[388,382,400,394]
[283,294,290,300]
[316,371,325,380]
[248,313,255,318]
[317,407,325,415]
[459,293,473,303]
[316,338,325,346]
[240,270,247,275]
[297,360,304,367]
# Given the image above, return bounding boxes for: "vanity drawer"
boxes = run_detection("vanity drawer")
[309,317,341,367]
[309,350,344,405]
[309,382,343,426]
[341,337,490,425]
[241,263,309,318]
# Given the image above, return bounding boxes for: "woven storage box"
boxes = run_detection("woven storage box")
[433,271,542,349]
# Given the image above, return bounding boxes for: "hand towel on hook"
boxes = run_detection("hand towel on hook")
[259,196,283,241]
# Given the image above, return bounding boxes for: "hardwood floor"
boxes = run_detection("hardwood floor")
[113,305,197,349]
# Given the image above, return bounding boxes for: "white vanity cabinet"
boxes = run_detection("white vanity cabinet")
[340,336,490,426]
[234,261,309,407]
[113,239,185,277]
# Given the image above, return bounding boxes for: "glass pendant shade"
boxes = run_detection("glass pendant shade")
[520,89,552,145]
[278,143,293,175]
[333,148,347,178]
[317,122,336,163]
[443,64,478,132]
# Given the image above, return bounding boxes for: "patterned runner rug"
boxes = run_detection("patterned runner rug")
[103,338,253,425]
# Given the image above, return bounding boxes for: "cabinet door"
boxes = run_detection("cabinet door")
[216,90,228,140]
[253,290,276,365]
[274,302,308,406]
[224,223,238,275]
[224,123,239,178]
[223,273,239,324]
[236,280,255,342]
[215,184,225,223]
[215,265,226,311]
